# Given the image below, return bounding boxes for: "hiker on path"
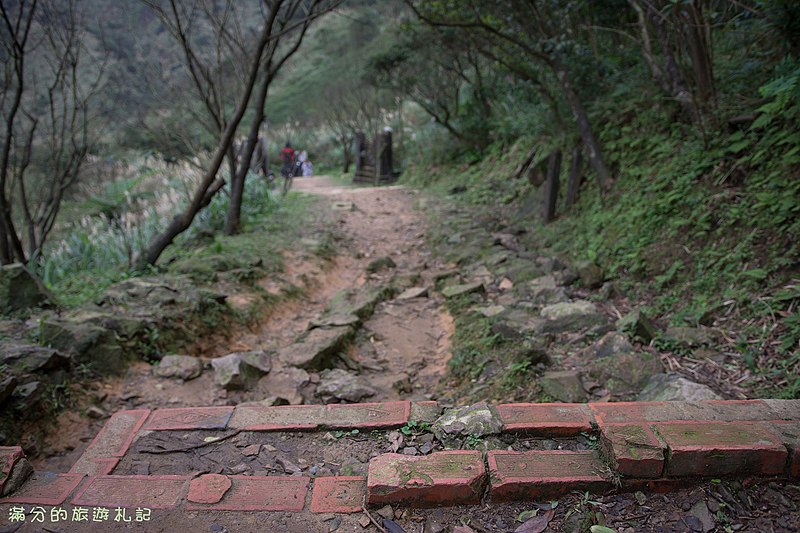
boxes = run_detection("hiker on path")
[280,142,295,178]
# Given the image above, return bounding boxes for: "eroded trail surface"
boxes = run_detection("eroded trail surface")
[35,176,452,471]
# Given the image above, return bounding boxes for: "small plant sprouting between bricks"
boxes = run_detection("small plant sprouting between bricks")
[333,429,359,439]
[399,421,430,436]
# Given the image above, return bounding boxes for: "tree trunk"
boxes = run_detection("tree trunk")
[552,61,612,192]
[543,150,562,223]
[565,146,583,209]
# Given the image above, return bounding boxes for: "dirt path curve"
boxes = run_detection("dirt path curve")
[34,176,452,471]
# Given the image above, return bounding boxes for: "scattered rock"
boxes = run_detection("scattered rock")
[441,282,485,298]
[242,444,261,457]
[536,300,609,334]
[0,344,69,374]
[539,370,586,402]
[1,457,33,496]
[236,350,272,373]
[520,276,569,305]
[662,326,719,347]
[257,367,310,405]
[39,317,125,374]
[617,310,659,344]
[637,373,722,402]
[498,278,514,290]
[316,369,376,403]
[552,269,578,286]
[12,381,44,412]
[366,256,397,273]
[477,305,505,318]
[0,375,17,404]
[535,256,566,274]
[279,326,355,369]
[0,263,52,314]
[86,406,107,419]
[153,355,203,381]
[358,514,371,528]
[587,332,634,358]
[211,353,264,390]
[396,287,428,300]
[587,351,663,396]
[376,505,395,519]
[575,260,604,288]
[689,500,716,532]
[432,402,503,442]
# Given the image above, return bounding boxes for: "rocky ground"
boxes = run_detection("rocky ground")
[1,176,799,532]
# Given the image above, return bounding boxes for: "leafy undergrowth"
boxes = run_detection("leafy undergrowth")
[409,69,800,399]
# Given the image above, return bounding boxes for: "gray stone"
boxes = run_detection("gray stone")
[536,257,566,273]
[616,310,659,344]
[587,332,634,358]
[86,406,107,419]
[316,369,376,403]
[39,317,125,374]
[519,276,569,305]
[662,326,719,347]
[637,373,722,402]
[279,326,355,369]
[536,300,609,334]
[396,287,428,300]
[552,269,578,286]
[0,375,17,404]
[366,256,396,273]
[237,350,272,373]
[313,286,393,328]
[211,353,263,390]
[441,282,485,298]
[0,344,68,374]
[575,260,604,288]
[539,370,586,402]
[587,350,663,395]
[1,457,33,496]
[153,355,203,380]
[12,381,44,412]
[432,402,503,441]
[477,305,505,318]
[257,367,310,405]
[0,263,52,314]
[689,501,716,533]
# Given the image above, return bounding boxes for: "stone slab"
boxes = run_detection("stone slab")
[228,405,325,431]
[186,476,308,511]
[497,403,593,436]
[654,421,787,477]
[71,475,188,509]
[600,424,665,479]
[143,407,233,431]
[0,447,24,493]
[367,451,485,507]
[488,450,611,501]
[326,401,410,429]
[410,401,442,424]
[310,476,366,513]
[1,473,84,505]
[69,409,149,475]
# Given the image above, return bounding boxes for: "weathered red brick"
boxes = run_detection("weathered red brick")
[326,401,410,429]
[310,476,366,513]
[600,424,664,479]
[187,474,232,504]
[367,451,485,507]
[488,450,611,501]
[228,404,324,431]
[186,475,308,511]
[0,446,24,493]
[654,421,787,477]
[71,475,189,509]
[771,421,800,477]
[69,409,149,475]
[591,400,774,425]
[410,401,442,423]
[764,400,800,421]
[498,403,593,436]
[2,473,84,505]
[143,407,233,430]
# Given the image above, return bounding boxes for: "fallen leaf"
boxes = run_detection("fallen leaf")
[634,491,646,505]
[590,526,618,533]
[517,509,539,522]
[382,519,407,533]
[514,509,554,533]
[452,527,476,533]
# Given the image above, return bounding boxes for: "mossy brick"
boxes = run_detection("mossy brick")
[326,401,410,429]
[590,400,775,425]
[600,424,665,479]
[367,451,485,507]
[497,403,593,436]
[772,421,800,477]
[228,404,325,431]
[186,476,308,511]
[2,472,83,505]
[69,409,150,476]
[654,421,787,477]
[488,450,611,501]
[310,476,366,513]
[71,475,189,509]
[143,406,233,430]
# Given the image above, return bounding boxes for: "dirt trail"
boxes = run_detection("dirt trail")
[34,176,453,470]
